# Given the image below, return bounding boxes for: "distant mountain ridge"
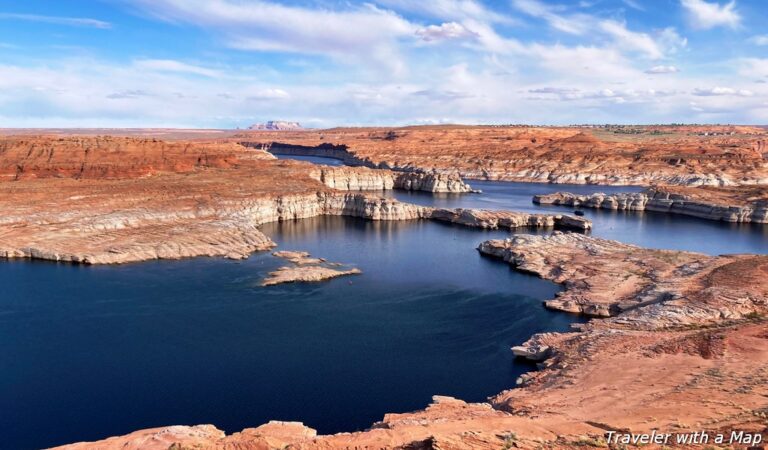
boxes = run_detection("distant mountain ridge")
[248,121,303,131]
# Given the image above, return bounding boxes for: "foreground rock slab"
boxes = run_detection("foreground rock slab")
[480,233,768,447]
[261,251,361,286]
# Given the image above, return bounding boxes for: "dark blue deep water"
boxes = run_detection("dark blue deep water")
[2,155,766,449]
[1,218,573,449]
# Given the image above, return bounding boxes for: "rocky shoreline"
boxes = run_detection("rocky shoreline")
[261,251,361,286]
[535,188,768,223]
[481,233,768,447]
[310,165,478,193]
[0,190,589,265]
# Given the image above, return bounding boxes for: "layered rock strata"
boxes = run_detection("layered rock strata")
[478,232,768,321]
[310,166,476,193]
[0,135,587,265]
[429,208,591,231]
[0,190,588,265]
[238,126,768,186]
[0,136,274,181]
[0,189,431,264]
[535,187,768,223]
[479,233,768,447]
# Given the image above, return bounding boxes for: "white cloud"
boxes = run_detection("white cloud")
[512,0,683,59]
[416,22,478,42]
[247,88,290,100]
[129,0,416,75]
[512,0,589,34]
[680,0,740,29]
[622,0,646,11]
[748,35,768,46]
[599,20,664,59]
[375,0,515,24]
[133,59,223,78]
[0,12,111,28]
[646,65,680,74]
[692,86,753,96]
[740,58,768,78]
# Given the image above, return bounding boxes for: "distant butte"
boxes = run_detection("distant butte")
[248,120,304,131]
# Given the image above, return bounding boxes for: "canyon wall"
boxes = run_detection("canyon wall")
[0,192,431,265]
[309,166,476,193]
[535,188,768,223]
[1,188,591,265]
[0,136,273,181]
[238,126,768,186]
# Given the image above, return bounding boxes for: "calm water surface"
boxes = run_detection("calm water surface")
[2,156,766,449]
[1,218,574,449]
[385,180,768,254]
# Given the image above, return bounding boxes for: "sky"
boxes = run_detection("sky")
[0,0,767,128]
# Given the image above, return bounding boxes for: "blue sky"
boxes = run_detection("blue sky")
[0,0,767,127]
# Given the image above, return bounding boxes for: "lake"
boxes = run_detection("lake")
[2,156,766,449]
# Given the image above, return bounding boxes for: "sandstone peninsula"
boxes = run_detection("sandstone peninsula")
[535,186,768,223]
[0,135,586,265]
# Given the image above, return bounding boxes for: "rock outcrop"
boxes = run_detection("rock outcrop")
[310,166,477,193]
[479,233,768,447]
[478,232,768,322]
[0,136,585,265]
[0,189,433,264]
[261,251,361,286]
[535,186,768,223]
[429,208,591,231]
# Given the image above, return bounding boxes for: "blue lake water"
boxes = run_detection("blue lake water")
[384,180,768,255]
[1,218,574,449]
[2,156,766,449]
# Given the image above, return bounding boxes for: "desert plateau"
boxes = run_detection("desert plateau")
[0,125,764,450]
[3,1,768,449]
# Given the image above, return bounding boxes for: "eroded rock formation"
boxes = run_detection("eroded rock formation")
[430,208,591,231]
[478,232,767,321]
[310,166,476,193]
[9,132,767,449]
[239,125,768,186]
[479,233,768,448]
[535,186,768,223]
[0,136,582,265]
[261,251,361,286]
